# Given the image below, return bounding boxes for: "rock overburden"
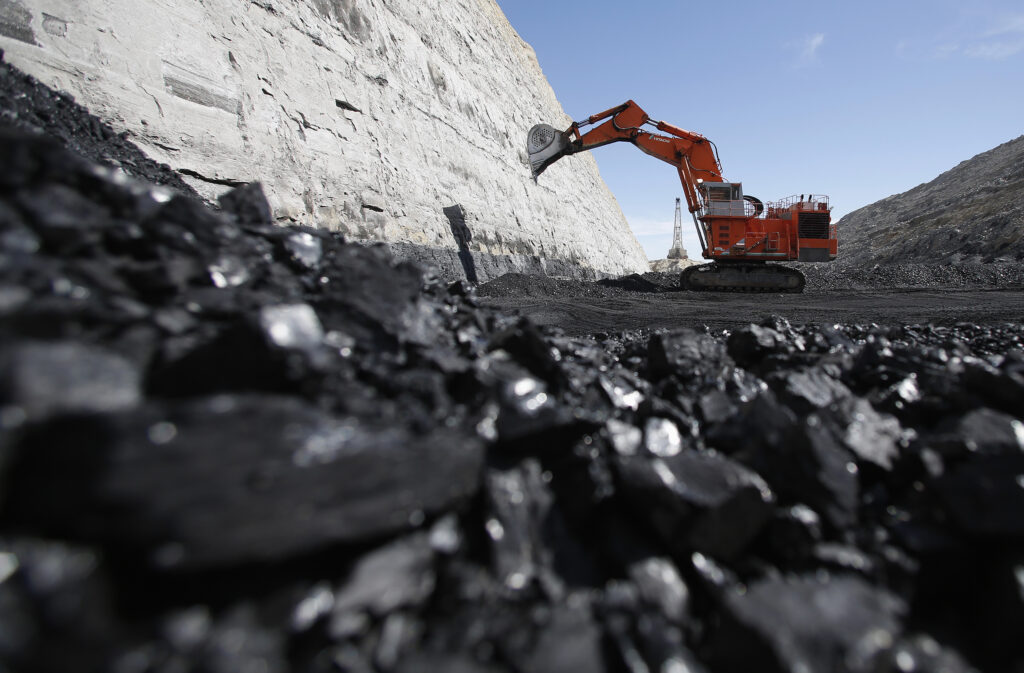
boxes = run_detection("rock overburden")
[0,0,649,281]
[3,93,1024,672]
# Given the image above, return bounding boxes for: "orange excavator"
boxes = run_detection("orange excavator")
[527,101,837,292]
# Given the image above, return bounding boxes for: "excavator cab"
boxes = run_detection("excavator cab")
[700,182,765,218]
[701,182,746,216]
[702,183,741,202]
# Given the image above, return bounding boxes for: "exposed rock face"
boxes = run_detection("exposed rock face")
[0,0,649,281]
[837,135,1024,266]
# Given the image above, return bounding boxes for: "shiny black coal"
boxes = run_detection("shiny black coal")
[3,61,1024,673]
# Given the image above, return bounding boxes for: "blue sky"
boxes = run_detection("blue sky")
[496,1,1024,260]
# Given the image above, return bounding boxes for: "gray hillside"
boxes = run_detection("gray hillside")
[837,135,1024,266]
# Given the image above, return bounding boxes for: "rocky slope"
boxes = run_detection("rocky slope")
[837,135,1024,266]
[0,0,649,281]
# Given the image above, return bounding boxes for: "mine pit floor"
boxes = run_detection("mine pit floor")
[482,287,1024,335]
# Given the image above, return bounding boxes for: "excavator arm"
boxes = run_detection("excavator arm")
[527,100,725,215]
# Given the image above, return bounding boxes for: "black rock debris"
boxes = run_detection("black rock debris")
[2,60,1024,673]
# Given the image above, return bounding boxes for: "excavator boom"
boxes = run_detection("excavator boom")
[526,101,837,293]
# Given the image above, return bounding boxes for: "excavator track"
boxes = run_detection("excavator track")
[681,263,806,293]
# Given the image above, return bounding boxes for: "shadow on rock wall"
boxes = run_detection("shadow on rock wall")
[444,203,478,284]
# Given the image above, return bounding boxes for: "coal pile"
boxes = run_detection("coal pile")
[3,129,1024,673]
[801,261,1024,293]
[3,64,1024,673]
[477,272,679,299]
[477,272,615,299]
[0,53,199,199]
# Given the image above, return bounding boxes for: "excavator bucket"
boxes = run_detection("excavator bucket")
[527,124,571,179]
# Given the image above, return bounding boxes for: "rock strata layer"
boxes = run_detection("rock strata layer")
[0,0,649,281]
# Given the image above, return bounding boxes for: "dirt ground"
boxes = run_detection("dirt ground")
[481,287,1024,335]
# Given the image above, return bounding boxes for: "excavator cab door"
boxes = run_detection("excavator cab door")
[527,124,572,179]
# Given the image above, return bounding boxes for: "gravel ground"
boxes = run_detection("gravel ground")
[800,261,1024,292]
[480,264,1024,300]
[479,267,1024,336]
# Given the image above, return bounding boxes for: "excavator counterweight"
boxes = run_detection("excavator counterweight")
[526,101,837,293]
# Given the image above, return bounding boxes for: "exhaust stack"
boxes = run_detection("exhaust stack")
[526,124,572,179]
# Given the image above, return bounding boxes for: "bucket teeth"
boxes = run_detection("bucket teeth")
[526,124,571,179]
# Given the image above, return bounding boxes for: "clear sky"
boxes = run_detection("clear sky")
[496,0,1024,261]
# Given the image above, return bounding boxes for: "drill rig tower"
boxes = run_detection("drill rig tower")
[667,197,688,260]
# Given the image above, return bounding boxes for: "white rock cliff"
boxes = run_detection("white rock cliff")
[0,0,650,280]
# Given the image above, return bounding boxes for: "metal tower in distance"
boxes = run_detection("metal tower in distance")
[667,197,688,259]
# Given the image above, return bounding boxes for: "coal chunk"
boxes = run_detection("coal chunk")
[395,653,501,673]
[648,329,729,382]
[698,388,736,424]
[312,249,450,360]
[149,604,287,673]
[484,460,554,592]
[0,538,118,672]
[330,533,435,626]
[149,303,327,396]
[826,398,903,471]
[963,356,1024,415]
[707,390,797,456]
[217,182,273,224]
[483,458,599,591]
[768,366,852,414]
[706,574,906,673]
[473,354,580,446]
[283,231,324,270]
[5,395,484,567]
[726,324,790,368]
[258,303,325,352]
[16,184,110,255]
[615,449,775,560]
[861,634,978,673]
[521,598,608,673]
[0,340,141,420]
[764,504,824,562]
[935,407,1024,455]
[643,417,685,457]
[934,454,1024,537]
[627,556,690,625]
[746,412,860,531]
[488,317,562,387]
